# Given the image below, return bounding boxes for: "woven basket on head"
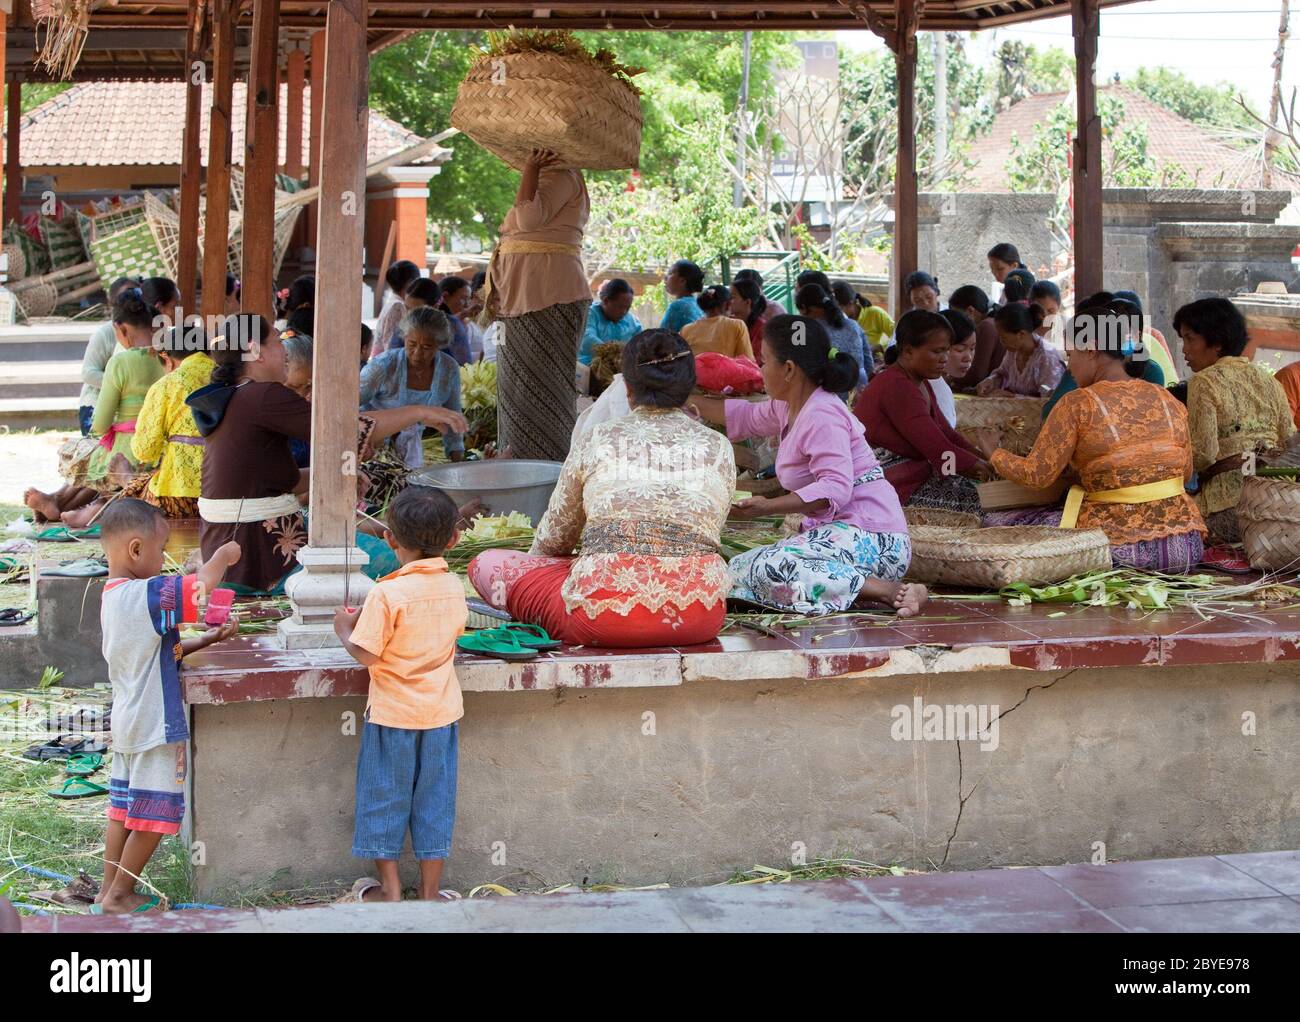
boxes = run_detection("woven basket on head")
[906,524,1111,588]
[1238,475,1300,571]
[904,507,982,530]
[955,395,1045,456]
[451,50,642,171]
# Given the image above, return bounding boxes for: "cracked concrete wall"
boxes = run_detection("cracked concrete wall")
[188,663,1300,898]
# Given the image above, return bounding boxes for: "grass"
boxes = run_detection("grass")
[0,688,192,915]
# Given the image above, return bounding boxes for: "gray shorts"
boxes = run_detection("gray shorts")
[108,742,186,835]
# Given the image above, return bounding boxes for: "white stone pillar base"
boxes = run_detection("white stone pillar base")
[278,544,374,649]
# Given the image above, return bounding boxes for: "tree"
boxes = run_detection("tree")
[1005,94,1165,249]
[1128,67,1259,133]
[993,41,1074,111]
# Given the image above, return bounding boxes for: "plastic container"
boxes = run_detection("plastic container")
[411,459,563,527]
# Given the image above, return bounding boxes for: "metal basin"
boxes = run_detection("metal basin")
[411,459,563,526]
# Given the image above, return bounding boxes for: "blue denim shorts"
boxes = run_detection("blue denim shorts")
[352,719,458,861]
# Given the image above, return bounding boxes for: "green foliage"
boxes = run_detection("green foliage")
[369,32,517,243]
[1128,67,1259,133]
[994,41,1074,109]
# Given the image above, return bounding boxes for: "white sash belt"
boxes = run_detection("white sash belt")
[198,493,302,524]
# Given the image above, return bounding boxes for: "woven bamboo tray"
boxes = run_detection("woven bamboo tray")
[1238,475,1300,571]
[906,524,1111,588]
[451,50,642,170]
[955,394,1045,456]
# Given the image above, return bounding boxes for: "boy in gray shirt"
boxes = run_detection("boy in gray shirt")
[94,499,240,914]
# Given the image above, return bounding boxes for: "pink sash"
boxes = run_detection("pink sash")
[98,420,137,452]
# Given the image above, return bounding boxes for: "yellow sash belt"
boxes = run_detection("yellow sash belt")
[1059,477,1185,529]
[478,239,584,325]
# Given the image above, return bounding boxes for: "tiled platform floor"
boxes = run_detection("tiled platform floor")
[182,589,1300,701]
[20,850,1300,933]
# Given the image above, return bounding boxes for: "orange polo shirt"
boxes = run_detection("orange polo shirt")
[348,557,467,730]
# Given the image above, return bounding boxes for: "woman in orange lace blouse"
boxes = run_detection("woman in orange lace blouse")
[468,330,735,647]
[977,309,1206,572]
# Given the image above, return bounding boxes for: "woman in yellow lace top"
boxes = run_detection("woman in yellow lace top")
[468,330,735,648]
[978,309,1206,572]
[127,323,216,517]
[1176,298,1294,546]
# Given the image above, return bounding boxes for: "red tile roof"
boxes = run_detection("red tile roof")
[964,84,1295,193]
[3,80,426,168]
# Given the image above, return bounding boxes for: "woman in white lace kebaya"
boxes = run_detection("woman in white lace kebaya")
[468,330,735,647]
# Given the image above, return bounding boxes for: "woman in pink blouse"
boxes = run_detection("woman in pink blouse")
[693,315,926,617]
[479,148,591,461]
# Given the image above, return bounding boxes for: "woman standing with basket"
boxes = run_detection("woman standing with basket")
[480,148,591,461]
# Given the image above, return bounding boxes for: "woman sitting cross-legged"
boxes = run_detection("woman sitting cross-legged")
[1177,297,1294,563]
[854,310,992,517]
[468,329,735,648]
[26,288,164,524]
[359,306,465,469]
[975,309,1207,573]
[693,315,925,617]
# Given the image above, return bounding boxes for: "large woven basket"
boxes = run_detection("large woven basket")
[955,395,1045,456]
[451,51,642,170]
[1238,475,1300,571]
[906,524,1111,588]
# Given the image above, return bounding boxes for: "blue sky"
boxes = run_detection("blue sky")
[837,0,1294,115]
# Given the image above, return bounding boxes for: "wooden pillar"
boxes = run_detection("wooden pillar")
[891,2,921,315]
[281,0,371,648]
[177,6,205,312]
[284,42,306,178]
[0,9,7,230]
[1072,0,1103,300]
[304,28,325,251]
[241,0,280,317]
[5,79,20,226]
[202,0,236,321]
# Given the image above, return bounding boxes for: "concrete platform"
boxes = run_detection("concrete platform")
[19,849,1300,932]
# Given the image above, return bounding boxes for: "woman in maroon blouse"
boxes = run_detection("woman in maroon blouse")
[853,310,993,515]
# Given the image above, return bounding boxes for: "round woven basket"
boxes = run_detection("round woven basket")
[955,395,1045,457]
[451,50,642,171]
[904,507,982,530]
[1238,475,1300,571]
[906,524,1111,588]
[15,282,59,319]
[2,242,27,281]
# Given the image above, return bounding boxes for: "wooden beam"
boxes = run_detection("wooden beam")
[305,27,324,251]
[1072,0,1102,300]
[0,8,7,233]
[308,0,368,553]
[4,78,20,227]
[177,4,203,311]
[893,0,922,315]
[240,0,279,319]
[284,41,305,178]
[201,0,235,321]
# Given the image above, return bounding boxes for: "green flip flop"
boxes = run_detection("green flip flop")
[89,896,163,915]
[48,776,108,800]
[497,622,563,651]
[65,753,104,777]
[31,526,77,542]
[44,558,109,578]
[457,627,539,662]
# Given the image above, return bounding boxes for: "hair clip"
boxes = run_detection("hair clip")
[637,349,690,367]
[828,346,839,358]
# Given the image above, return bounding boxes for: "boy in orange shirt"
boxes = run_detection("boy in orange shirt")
[333,485,468,902]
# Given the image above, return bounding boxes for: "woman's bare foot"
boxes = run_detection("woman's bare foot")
[856,579,928,617]
[60,502,103,530]
[24,488,61,523]
[99,889,162,915]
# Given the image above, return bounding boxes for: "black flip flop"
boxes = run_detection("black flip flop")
[0,608,34,626]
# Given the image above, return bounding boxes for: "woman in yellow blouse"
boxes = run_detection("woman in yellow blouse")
[1176,298,1294,557]
[680,285,755,360]
[128,323,215,517]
